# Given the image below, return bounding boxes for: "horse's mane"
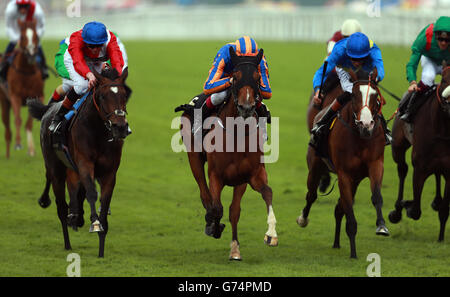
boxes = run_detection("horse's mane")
[100,67,120,80]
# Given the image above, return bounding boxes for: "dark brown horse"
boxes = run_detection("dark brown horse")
[1,19,44,158]
[179,47,277,260]
[27,67,130,257]
[297,69,389,258]
[389,64,450,242]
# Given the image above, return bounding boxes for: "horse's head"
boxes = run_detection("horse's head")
[438,61,450,116]
[348,69,382,139]
[92,67,132,141]
[18,19,38,64]
[229,46,263,119]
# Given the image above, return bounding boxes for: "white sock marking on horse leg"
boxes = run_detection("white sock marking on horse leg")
[266,205,277,238]
[26,129,35,156]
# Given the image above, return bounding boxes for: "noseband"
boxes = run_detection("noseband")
[92,83,128,131]
[350,79,383,126]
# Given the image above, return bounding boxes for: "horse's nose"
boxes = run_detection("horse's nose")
[111,122,129,139]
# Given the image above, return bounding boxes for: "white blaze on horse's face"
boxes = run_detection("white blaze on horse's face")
[26,28,35,56]
[358,85,377,130]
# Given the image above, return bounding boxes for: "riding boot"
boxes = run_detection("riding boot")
[0,42,17,82]
[400,81,429,123]
[37,46,49,80]
[379,114,392,146]
[192,98,214,135]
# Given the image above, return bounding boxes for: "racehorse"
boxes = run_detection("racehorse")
[389,63,450,242]
[297,69,389,258]
[178,47,278,260]
[1,19,44,158]
[27,67,130,257]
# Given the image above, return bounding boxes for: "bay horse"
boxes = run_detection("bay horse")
[297,69,389,258]
[27,67,130,257]
[389,63,450,242]
[179,47,278,260]
[1,19,44,158]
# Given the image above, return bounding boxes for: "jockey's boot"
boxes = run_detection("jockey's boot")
[379,114,392,146]
[256,102,271,124]
[192,98,214,135]
[310,91,352,147]
[400,81,429,123]
[49,104,70,150]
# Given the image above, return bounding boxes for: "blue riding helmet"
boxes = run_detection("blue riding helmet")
[82,22,108,45]
[346,32,370,59]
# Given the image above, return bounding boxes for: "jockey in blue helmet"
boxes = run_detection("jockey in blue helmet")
[310,32,391,145]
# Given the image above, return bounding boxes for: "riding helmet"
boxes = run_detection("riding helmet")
[82,22,108,45]
[235,36,259,56]
[346,32,371,59]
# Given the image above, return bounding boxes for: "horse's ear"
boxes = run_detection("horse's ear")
[229,46,238,66]
[370,67,378,82]
[120,67,128,82]
[348,69,358,82]
[256,48,264,64]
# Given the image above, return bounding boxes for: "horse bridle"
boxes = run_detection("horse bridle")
[230,61,262,108]
[350,78,384,127]
[92,83,128,131]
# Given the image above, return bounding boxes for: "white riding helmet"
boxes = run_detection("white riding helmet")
[341,19,362,37]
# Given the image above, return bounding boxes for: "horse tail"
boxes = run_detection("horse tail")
[26,98,50,121]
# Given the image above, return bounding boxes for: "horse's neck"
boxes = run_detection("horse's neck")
[429,97,450,138]
[76,96,107,138]
[14,50,33,68]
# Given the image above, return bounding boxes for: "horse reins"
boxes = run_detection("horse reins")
[92,83,128,130]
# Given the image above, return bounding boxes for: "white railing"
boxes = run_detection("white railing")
[0,4,447,45]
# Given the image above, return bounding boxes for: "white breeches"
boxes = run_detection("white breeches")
[420,55,442,87]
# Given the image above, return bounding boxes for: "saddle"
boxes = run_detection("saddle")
[53,91,91,172]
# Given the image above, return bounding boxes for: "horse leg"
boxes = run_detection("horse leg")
[0,97,11,158]
[51,174,71,250]
[431,174,442,212]
[369,160,390,236]
[66,170,81,231]
[97,173,116,258]
[38,170,52,208]
[187,151,214,236]
[9,94,22,150]
[337,173,358,258]
[229,184,247,261]
[403,169,428,220]
[438,178,450,242]
[248,167,278,247]
[389,120,411,223]
[297,156,325,228]
[25,112,35,156]
[333,180,360,249]
[78,163,102,232]
[207,172,225,239]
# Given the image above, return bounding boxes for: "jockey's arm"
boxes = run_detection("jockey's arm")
[35,3,45,39]
[106,32,125,75]
[5,3,20,43]
[68,32,91,79]
[370,44,385,82]
[259,55,271,99]
[203,48,232,95]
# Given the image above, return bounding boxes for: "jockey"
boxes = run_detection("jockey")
[176,36,271,135]
[401,16,450,123]
[327,19,362,56]
[48,21,127,144]
[49,32,128,105]
[0,0,47,81]
[311,32,391,145]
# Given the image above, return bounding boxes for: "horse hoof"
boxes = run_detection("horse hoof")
[229,240,242,261]
[14,144,22,150]
[38,197,51,208]
[376,225,390,236]
[67,213,79,231]
[296,215,309,227]
[89,220,104,233]
[264,235,278,247]
[388,210,402,224]
[431,199,441,212]
[406,207,421,220]
[213,223,225,239]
